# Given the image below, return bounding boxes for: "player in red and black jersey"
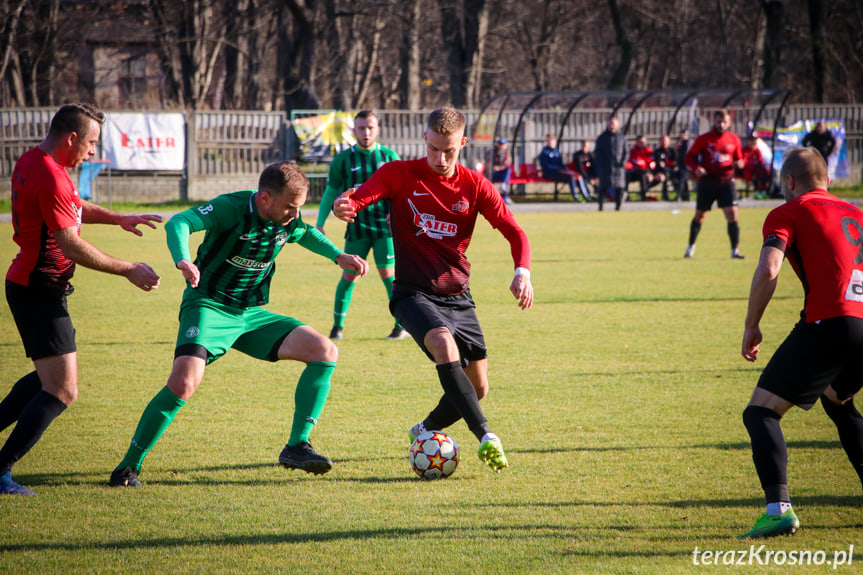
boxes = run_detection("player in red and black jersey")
[738,147,863,538]
[0,103,162,495]
[683,108,745,259]
[334,107,533,473]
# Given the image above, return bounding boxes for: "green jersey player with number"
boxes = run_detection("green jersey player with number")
[110,162,369,487]
[316,110,407,341]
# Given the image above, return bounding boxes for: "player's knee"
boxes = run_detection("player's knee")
[166,373,200,401]
[319,337,339,363]
[424,329,458,362]
[474,382,489,401]
[742,404,781,433]
[57,384,78,406]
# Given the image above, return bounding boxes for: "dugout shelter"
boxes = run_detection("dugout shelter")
[469,89,792,197]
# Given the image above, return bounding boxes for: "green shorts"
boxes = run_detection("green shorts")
[176,297,304,364]
[344,236,394,271]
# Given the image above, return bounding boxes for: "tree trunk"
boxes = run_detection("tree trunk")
[807,0,826,103]
[607,0,632,90]
[398,0,421,110]
[760,0,784,89]
[463,0,488,109]
[437,0,489,108]
[0,0,28,84]
[351,1,389,108]
[223,0,249,109]
[514,0,560,92]
[279,0,320,112]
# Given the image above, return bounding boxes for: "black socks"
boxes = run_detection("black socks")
[0,371,42,433]
[0,390,67,474]
[742,404,789,504]
[435,362,491,441]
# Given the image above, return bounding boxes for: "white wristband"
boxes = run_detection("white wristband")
[514,267,530,279]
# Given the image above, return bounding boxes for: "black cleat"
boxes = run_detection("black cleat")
[385,326,411,340]
[110,467,142,487]
[329,326,343,341]
[279,442,333,475]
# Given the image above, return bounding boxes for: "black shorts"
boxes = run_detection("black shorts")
[390,288,488,366]
[695,179,737,211]
[5,279,77,360]
[757,316,863,409]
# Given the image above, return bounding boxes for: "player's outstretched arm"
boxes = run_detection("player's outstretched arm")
[81,200,162,236]
[333,189,357,222]
[53,227,160,291]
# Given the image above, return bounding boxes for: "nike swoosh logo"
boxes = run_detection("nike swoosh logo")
[351,167,361,172]
[413,191,429,196]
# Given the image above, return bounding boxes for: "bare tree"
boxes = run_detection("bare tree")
[807,0,826,103]
[149,0,225,109]
[437,0,489,108]
[395,0,422,110]
[606,0,632,90]
[0,0,27,85]
[509,0,563,92]
[758,0,784,89]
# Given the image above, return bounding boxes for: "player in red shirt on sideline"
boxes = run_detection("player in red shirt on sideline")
[739,147,863,538]
[0,103,162,495]
[683,108,745,259]
[626,135,657,201]
[333,106,533,473]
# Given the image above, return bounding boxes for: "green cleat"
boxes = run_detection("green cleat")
[478,436,508,473]
[738,509,800,539]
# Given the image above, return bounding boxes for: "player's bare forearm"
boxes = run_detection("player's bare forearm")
[54,227,160,290]
[742,247,783,360]
[336,253,369,278]
[81,201,162,236]
[176,259,200,288]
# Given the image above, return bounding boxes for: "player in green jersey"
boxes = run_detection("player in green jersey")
[316,110,408,341]
[109,162,368,487]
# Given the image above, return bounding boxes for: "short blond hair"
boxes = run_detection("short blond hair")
[427,106,465,136]
[780,147,828,189]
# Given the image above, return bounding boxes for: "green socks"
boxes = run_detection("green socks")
[333,277,355,328]
[289,361,336,445]
[116,386,186,472]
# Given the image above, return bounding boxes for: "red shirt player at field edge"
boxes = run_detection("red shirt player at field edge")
[738,147,863,538]
[0,103,162,496]
[333,106,533,474]
[683,108,746,259]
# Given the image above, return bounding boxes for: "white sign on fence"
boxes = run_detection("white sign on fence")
[103,113,185,170]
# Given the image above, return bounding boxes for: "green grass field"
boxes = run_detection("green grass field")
[1,207,861,574]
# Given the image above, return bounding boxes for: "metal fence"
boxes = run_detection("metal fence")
[2,104,861,188]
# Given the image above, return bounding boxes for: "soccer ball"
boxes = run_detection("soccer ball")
[409,430,460,480]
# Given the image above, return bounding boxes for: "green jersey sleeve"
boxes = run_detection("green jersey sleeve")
[297,224,343,262]
[165,195,235,266]
[317,154,347,228]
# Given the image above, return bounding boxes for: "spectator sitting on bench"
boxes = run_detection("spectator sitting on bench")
[626,135,658,200]
[572,139,597,201]
[740,135,771,198]
[539,132,587,202]
[652,134,675,201]
[491,137,513,204]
